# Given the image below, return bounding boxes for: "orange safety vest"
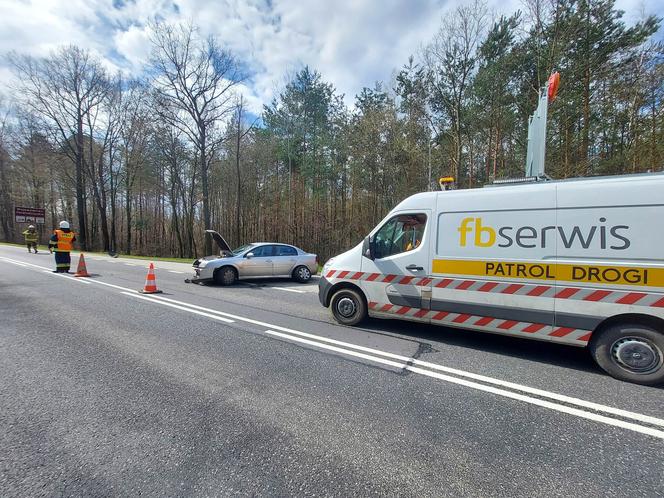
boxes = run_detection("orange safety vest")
[53,229,75,252]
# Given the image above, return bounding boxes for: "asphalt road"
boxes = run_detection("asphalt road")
[1,244,663,497]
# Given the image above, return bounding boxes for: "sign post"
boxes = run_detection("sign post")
[15,207,46,224]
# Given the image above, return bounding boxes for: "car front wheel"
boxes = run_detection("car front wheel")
[214,266,238,286]
[330,288,367,326]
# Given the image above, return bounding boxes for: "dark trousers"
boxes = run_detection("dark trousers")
[26,242,37,252]
[54,251,71,272]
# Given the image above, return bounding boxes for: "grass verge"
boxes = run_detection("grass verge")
[0,241,193,263]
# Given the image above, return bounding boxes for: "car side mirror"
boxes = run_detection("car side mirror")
[362,236,375,260]
[246,252,254,259]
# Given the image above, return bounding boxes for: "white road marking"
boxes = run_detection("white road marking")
[264,329,664,439]
[1,257,49,270]
[1,259,30,268]
[271,286,306,293]
[2,250,664,438]
[402,365,664,439]
[297,285,319,292]
[42,270,91,284]
[168,270,185,274]
[140,294,664,432]
[265,329,406,368]
[121,292,234,323]
[88,280,134,292]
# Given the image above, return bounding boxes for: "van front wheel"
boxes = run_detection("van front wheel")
[330,288,367,326]
[590,322,664,386]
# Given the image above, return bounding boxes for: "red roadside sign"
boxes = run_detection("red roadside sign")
[15,207,45,224]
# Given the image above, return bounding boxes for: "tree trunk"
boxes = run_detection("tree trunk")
[199,130,212,255]
[126,183,132,254]
[0,147,12,240]
[76,115,88,249]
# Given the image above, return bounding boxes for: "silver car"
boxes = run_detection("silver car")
[190,230,318,285]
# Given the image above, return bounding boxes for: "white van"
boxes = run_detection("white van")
[318,173,664,385]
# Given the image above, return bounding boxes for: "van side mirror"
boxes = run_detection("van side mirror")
[246,252,254,259]
[362,236,374,260]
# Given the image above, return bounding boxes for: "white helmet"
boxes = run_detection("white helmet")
[59,220,70,229]
[28,225,35,229]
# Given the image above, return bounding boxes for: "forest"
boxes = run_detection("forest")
[0,0,662,262]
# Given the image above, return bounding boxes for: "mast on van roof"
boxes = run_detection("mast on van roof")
[525,72,560,179]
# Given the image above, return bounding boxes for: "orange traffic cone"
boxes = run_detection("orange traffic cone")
[74,253,91,277]
[139,263,162,294]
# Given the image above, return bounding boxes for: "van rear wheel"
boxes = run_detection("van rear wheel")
[590,322,664,386]
[330,288,367,326]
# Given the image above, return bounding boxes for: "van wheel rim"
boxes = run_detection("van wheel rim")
[336,297,357,318]
[298,267,311,280]
[611,337,662,374]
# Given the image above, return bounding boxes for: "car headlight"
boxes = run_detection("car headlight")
[198,260,208,268]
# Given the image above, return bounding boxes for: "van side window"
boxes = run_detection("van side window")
[373,214,427,259]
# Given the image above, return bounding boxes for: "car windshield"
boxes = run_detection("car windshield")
[232,244,254,256]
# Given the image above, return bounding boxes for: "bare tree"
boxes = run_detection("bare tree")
[149,21,240,255]
[423,0,488,183]
[0,97,14,240]
[8,46,109,249]
[230,94,258,246]
[82,74,119,251]
[117,80,152,255]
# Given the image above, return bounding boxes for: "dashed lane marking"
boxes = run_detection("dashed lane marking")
[122,292,234,323]
[271,286,306,294]
[42,270,91,284]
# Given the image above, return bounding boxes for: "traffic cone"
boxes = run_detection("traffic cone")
[139,263,162,294]
[74,253,91,277]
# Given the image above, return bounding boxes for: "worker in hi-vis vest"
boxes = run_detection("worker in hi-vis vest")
[49,221,76,273]
[22,225,39,253]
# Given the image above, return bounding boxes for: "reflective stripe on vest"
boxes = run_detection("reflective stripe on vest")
[54,230,75,252]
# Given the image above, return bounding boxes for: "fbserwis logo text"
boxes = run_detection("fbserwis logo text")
[457,217,631,250]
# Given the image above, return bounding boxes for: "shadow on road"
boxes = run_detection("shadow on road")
[356,318,602,377]
[233,277,319,288]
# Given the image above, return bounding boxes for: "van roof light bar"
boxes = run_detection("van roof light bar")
[489,175,551,186]
[439,176,455,191]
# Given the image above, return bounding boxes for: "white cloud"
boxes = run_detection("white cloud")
[113,23,152,71]
[1,0,661,112]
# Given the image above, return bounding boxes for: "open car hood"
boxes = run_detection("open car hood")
[206,230,232,256]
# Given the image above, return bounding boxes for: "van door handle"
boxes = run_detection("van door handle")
[406,265,424,271]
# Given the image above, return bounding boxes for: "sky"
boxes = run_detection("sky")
[0,0,662,113]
